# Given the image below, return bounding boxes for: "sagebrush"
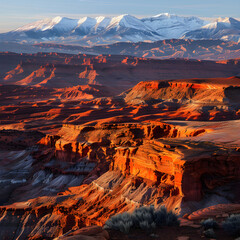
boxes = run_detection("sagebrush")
[201,218,218,230]
[104,205,179,233]
[222,214,240,237]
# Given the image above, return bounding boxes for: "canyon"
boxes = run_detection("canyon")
[0,52,239,239]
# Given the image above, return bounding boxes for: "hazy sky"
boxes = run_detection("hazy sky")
[1,0,240,33]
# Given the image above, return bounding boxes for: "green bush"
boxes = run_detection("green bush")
[104,206,179,233]
[201,218,218,230]
[222,214,240,237]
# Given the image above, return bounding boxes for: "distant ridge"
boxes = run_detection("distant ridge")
[0,14,240,46]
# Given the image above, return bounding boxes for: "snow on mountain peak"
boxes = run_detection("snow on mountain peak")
[141,13,207,39]
[15,16,78,32]
[52,16,63,23]
[52,17,79,32]
[15,18,54,31]
[77,17,94,25]
[109,14,133,26]
[202,17,236,29]
[6,13,240,46]
[108,14,154,32]
[94,16,111,30]
[216,17,231,23]
[153,13,173,18]
[95,16,107,23]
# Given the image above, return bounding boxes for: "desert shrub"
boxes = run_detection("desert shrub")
[104,205,179,233]
[222,214,240,237]
[203,228,216,238]
[104,212,133,233]
[201,218,218,230]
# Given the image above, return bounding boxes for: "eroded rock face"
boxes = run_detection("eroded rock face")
[124,77,240,103]
[35,122,240,216]
[113,139,240,201]
[40,122,207,163]
[0,53,240,239]
[0,116,238,238]
[124,77,240,120]
[0,130,97,206]
[0,118,239,239]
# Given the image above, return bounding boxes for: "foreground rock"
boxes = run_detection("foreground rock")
[0,118,239,239]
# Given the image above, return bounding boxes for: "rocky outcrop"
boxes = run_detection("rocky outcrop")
[124,77,240,104]
[0,195,84,240]
[113,139,240,201]
[37,122,240,214]
[188,204,240,221]
[0,159,239,239]
[123,77,240,121]
[39,122,207,163]
[59,85,112,100]
[0,123,239,239]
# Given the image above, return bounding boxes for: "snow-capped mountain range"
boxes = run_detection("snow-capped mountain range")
[0,13,240,45]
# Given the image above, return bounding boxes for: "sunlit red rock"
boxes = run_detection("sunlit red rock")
[0,52,240,239]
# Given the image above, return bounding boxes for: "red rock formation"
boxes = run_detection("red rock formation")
[0,52,240,239]
[1,52,240,94]
[188,204,240,220]
[113,139,240,201]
